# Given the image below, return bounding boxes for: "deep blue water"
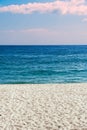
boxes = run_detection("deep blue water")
[0,45,87,84]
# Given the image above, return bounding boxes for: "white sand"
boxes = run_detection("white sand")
[0,84,87,130]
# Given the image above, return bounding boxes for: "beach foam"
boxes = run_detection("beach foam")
[0,84,87,129]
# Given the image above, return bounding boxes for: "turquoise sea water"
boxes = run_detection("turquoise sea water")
[0,45,87,83]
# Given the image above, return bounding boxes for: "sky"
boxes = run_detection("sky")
[0,0,87,45]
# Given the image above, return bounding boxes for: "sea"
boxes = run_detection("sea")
[0,45,87,84]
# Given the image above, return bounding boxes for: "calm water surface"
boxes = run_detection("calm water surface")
[0,45,87,83]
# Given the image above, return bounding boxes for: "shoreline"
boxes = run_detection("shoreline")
[0,83,87,129]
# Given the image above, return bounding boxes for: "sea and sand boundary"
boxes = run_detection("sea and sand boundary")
[0,83,87,129]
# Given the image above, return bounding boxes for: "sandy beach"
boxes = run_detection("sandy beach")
[0,84,87,130]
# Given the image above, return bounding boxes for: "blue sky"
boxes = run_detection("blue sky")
[0,0,87,45]
[0,0,54,5]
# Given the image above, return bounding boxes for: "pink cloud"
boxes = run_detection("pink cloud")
[0,0,87,15]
